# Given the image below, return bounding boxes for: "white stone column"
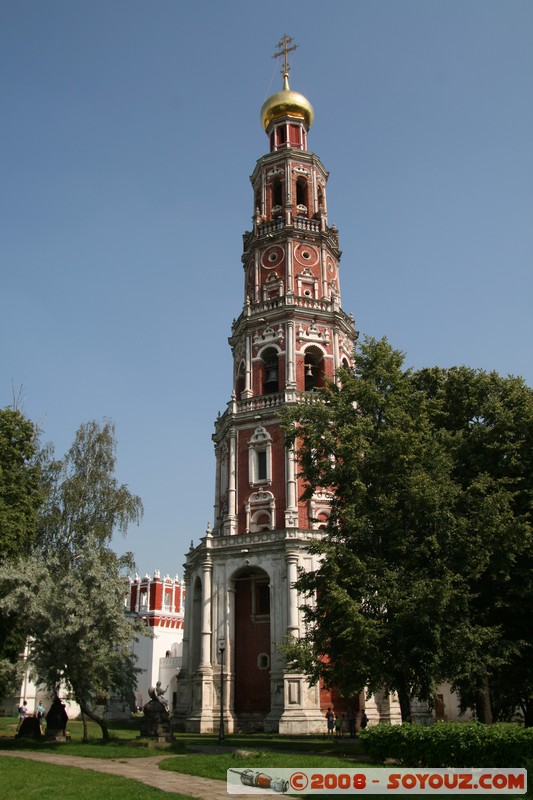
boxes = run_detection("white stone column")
[286,237,294,293]
[227,428,237,535]
[285,444,298,528]
[321,242,328,298]
[254,250,260,303]
[332,328,340,383]
[244,333,252,396]
[286,321,296,387]
[199,556,213,671]
[286,551,299,636]
[213,442,221,530]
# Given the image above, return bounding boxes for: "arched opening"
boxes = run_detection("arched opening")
[233,566,271,728]
[251,510,271,532]
[296,177,308,215]
[304,347,325,392]
[262,347,279,394]
[235,360,245,398]
[271,179,283,215]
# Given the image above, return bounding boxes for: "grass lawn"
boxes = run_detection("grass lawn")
[0,715,177,758]
[159,751,530,800]
[0,758,196,800]
[0,714,363,759]
[160,750,366,780]
[0,716,529,799]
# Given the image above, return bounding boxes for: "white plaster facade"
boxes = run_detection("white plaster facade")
[127,572,185,712]
[175,528,328,734]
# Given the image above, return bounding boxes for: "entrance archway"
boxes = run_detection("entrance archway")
[233,567,271,727]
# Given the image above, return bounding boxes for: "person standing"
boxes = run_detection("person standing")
[347,706,356,738]
[325,706,335,737]
[340,712,348,737]
[16,701,28,732]
[36,700,45,730]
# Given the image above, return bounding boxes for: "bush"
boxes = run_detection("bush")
[359,722,533,767]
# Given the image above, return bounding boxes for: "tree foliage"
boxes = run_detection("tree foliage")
[0,408,48,700]
[414,366,533,723]
[1,541,144,741]
[37,419,143,557]
[282,337,533,723]
[0,408,45,562]
[0,419,145,739]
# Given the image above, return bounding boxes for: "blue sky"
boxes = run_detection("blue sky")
[2,0,532,578]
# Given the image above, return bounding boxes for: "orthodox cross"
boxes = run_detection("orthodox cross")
[272,34,298,77]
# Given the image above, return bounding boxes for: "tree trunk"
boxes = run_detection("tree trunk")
[79,703,110,742]
[522,698,533,728]
[396,680,412,723]
[81,712,88,743]
[476,670,493,724]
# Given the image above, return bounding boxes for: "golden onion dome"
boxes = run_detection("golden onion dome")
[260,73,314,131]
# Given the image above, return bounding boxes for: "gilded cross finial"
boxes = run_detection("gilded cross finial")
[272,34,298,79]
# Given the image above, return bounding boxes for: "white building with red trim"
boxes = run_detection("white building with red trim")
[127,571,185,711]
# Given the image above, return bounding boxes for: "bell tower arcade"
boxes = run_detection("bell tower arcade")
[176,38,358,734]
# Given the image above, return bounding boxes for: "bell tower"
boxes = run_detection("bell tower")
[176,37,358,734]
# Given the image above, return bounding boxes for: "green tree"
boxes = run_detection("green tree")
[283,342,533,725]
[283,338,461,721]
[0,419,145,740]
[1,540,144,741]
[0,407,45,562]
[37,420,143,555]
[0,407,47,701]
[414,367,533,724]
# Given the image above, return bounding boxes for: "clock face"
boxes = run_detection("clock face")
[261,245,285,269]
[294,243,319,268]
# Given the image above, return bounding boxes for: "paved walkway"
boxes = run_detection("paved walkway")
[0,750,230,799]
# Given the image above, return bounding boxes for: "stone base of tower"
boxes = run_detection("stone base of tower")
[173,670,238,734]
[263,672,325,735]
[365,689,402,726]
[276,709,326,736]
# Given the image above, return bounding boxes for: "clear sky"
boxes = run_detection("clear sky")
[2,0,532,578]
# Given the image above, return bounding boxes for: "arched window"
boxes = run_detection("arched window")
[271,179,283,214]
[251,511,271,532]
[248,425,272,486]
[235,360,245,398]
[309,491,333,531]
[304,347,325,391]
[245,489,276,532]
[296,177,308,214]
[262,347,279,394]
